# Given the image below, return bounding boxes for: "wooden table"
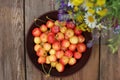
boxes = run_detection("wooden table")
[0,0,120,80]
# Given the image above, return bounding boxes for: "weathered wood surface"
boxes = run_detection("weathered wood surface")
[0,0,25,80]
[0,0,120,80]
[25,0,99,80]
[25,0,60,80]
[100,35,120,80]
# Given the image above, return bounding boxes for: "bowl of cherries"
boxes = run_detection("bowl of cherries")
[26,11,92,77]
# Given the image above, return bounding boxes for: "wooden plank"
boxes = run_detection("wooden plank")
[100,40,120,80]
[61,44,99,80]
[25,1,99,80]
[25,0,60,80]
[100,30,120,80]
[0,0,25,80]
[72,44,99,80]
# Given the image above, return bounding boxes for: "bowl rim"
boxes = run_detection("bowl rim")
[26,10,92,77]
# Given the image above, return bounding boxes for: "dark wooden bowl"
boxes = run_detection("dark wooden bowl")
[26,10,92,77]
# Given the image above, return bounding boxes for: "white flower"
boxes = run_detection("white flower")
[81,0,88,11]
[84,13,97,28]
[96,24,107,30]
[96,7,102,12]
[68,0,74,7]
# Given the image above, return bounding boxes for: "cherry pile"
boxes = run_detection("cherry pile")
[32,20,86,72]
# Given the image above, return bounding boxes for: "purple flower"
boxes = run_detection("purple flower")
[87,40,94,48]
[58,9,65,14]
[58,0,68,21]
[113,25,120,34]
[58,13,63,21]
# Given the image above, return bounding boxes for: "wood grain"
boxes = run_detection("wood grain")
[25,1,99,80]
[0,0,25,80]
[100,37,120,80]
[99,8,120,78]
[25,0,60,80]
[72,45,99,80]
[0,0,120,80]
[60,44,99,80]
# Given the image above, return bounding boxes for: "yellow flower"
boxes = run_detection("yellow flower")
[96,0,106,6]
[97,8,108,17]
[76,15,84,23]
[88,8,95,14]
[74,6,79,12]
[86,1,94,8]
[90,0,94,2]
[68,11,72,14]
[82,0,94,10]
[70,0,83,6]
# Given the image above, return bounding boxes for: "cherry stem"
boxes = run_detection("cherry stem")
[34,18,46,27]
[41,64,52,77]
[46,16,55,21]
[48,66,52,74]
[41,64,47,74]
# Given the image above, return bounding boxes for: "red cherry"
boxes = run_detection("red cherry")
[78,35,85,43]
[74,52,82,59]
[65,50,73,58]
[52,41,61,51]
[36,48,46,57]
[51,26,60,33]
[46,20,54,28]
[56,50,64,59]
[69,44,77,51]
[38,56,46,64]
[59,56,69,65]
[56,63,65,72]
[40,24,48,32]
[32,28,41,37]
[66,21,75,29]
[77,43,86,53]
[74,28,82,35]
[47,32,56,44]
